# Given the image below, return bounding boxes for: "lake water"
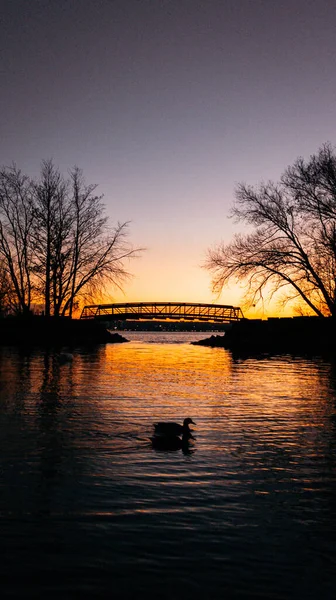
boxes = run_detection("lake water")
[1,332,336,599]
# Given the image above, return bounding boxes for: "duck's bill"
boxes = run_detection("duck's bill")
[191,420,196,425]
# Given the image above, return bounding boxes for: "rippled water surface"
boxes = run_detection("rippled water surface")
[1,332,336,599]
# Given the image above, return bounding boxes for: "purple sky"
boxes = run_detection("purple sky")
[1,0,336,313]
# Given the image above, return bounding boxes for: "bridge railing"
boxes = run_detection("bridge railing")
[80,302,244,323]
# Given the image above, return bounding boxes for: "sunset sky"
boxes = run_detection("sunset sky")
[1,0,336,316]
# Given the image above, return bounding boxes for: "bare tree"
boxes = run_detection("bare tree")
[62,167,136,317]
[0,259,14,315]
[0,160,141,317]
[32,160,69,317]
[206,144,336,317]
[0,166,35,314]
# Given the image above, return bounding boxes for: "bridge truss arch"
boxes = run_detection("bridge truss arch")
[80,302,244,323]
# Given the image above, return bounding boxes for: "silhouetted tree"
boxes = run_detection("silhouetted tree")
[32,160,69,317]
[0,260,14,315]
[0,166,35,314]
[0,161,140,317]
[206,144,336,317]
[63,166,134,318]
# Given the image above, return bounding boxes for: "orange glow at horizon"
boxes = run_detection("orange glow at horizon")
[78,237,313,320]
[100,259,303,320]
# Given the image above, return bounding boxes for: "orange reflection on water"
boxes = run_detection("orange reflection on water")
[0,341,334,462]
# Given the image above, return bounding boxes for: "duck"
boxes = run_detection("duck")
[59,352,74,363]
[153,417,196,437]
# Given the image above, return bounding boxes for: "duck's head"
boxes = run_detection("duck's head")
[183,418,196,427]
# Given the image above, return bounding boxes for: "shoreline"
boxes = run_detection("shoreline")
[192,316,336,354]
[0,316,129,347]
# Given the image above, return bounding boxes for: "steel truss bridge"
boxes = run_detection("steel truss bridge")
[80,302,244,323]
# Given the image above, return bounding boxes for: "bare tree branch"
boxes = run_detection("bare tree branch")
[0,166,35,314]
[205,144,336,317]
[0,161,143,317]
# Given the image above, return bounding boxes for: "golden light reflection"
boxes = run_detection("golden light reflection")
[1,343,334,462]
[1,343,336,532]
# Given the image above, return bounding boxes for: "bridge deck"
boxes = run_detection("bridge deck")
[80,302,244,323]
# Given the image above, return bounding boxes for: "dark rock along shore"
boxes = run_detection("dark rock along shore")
[0,316,128,347]
[192,317,336,353]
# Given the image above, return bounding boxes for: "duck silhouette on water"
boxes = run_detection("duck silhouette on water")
[59,352,74,363]
[151,418,196,452]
